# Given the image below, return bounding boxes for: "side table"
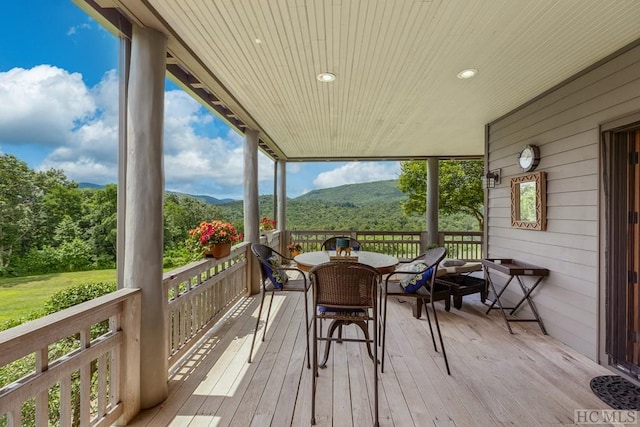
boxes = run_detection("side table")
[482,258,549,334]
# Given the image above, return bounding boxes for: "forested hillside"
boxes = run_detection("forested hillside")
[218,180,478,232]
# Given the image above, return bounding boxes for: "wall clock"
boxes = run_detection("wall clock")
[517,144,540,172]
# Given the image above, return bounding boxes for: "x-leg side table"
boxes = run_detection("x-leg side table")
[482,259,549,334]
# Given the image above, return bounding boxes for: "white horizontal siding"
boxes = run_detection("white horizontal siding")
[486,43,640,361]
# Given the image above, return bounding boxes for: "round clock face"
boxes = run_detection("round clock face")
[518,145,540,172]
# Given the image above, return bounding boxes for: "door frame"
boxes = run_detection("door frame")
[599,111,640,377]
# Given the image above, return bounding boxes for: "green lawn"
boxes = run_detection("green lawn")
[0,270,117,322]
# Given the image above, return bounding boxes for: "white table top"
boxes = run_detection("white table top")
[294,250,398,274]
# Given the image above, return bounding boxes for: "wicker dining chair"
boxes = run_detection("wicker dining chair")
[310,262,381,426]
[249,243,312,368]
[379,246,451,375]
[320,236,363,251]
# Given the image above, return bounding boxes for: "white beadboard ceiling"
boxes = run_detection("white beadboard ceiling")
[81,0,640,160]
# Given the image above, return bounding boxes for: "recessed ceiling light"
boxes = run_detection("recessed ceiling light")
[317,72,336,82]
[457,68,478,79]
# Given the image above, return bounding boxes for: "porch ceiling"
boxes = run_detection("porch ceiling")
[81,0,640,160]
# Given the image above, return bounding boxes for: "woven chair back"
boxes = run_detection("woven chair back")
[320,236,363,251]
[310,262,379,309]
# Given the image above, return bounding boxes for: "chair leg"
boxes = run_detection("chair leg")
[311,313,317,425]
[430,298,451,376]
[422,297,439,352]
[303,289,311,369]
[262,290,275,342]
[248,288,267,363]
[373,306,380,427]
[380,291,389,373]
[319,320,341,368]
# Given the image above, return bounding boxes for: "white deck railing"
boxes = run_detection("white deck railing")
[285,230,483,260]
[164,242,250,365]
[0,288,141,426]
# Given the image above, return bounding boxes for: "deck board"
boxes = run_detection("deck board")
[129,292,616,427]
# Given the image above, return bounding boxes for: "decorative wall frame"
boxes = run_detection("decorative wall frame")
[510,171,546,230]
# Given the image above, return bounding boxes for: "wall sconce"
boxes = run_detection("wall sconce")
[483,169,501,189]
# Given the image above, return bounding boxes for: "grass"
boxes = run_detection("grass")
[0,270,116,322]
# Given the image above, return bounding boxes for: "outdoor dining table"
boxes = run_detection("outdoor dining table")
[294,250,399,274]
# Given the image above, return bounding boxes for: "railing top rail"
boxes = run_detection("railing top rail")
[0,288,140,366]
[162,242,249,287]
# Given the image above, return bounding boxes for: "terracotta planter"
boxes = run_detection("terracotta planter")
[204,242,231,259]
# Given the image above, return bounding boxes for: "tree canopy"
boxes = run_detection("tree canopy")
[397,159,484,229]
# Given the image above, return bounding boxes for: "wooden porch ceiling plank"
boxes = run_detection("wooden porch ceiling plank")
[273,2,318,150]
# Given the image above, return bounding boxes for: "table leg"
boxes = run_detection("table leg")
[484,269,514,333]
[511,276,547,334]
[414,299,423,319]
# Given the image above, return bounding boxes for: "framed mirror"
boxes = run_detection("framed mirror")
[511,171,546,230]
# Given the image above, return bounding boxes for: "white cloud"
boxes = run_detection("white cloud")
[0,65,274,198]
[0,65,96,145]
[313,162,400,189]
[67,23,92,36]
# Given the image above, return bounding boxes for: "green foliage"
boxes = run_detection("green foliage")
[163,246,194,268]
[397,160,484,229]
[43,281,116,315]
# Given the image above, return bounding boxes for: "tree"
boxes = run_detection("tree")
[397,160,484,229]
[83,184,118,262]
[0,155,38,271]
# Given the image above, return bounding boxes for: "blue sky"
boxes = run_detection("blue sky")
[0,1,400,199]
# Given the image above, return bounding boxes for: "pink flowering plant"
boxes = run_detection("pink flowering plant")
[188,220,243,257]
[259,217,276,232]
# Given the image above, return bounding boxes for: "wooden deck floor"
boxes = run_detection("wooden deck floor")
[129,292,616,427]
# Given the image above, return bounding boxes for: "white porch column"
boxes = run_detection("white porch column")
[124,25,168,409]
[244,129,261,294]
[117,36,130,289]
[426,157,439,246]
[277,160,286,235]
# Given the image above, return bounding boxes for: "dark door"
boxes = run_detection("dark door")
[605,127,640,376]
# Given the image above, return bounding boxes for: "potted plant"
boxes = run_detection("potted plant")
[287,242,303,257]
[259,217,276,232]
[188,220,243,259]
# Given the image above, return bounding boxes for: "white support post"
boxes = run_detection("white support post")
[277,160,287,250]
[244,129,261,294]
[427,157,439,246]
[123,25,168,409]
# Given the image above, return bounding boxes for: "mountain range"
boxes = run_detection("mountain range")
[78,180,401,205]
